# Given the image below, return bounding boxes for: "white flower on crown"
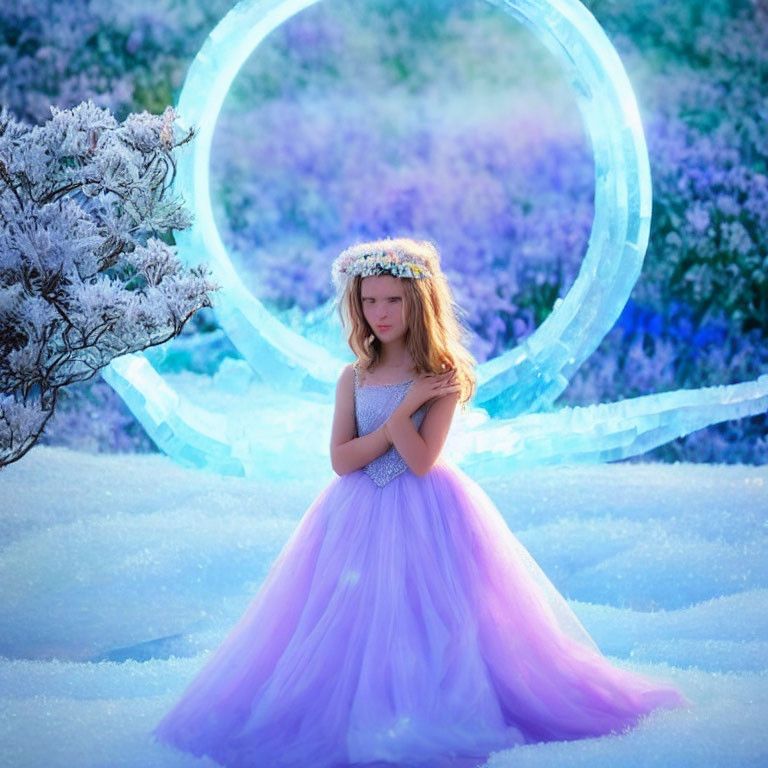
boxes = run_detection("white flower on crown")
[331,240,433,294]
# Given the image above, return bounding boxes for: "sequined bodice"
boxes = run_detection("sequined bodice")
[354,364,429,487]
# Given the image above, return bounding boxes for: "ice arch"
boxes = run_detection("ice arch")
[102,0,768,476]
[144,0,653,407]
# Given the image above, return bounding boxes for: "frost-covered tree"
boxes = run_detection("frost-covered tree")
[0,100,218,468]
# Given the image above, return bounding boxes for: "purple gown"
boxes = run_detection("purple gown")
[151,366,692,767]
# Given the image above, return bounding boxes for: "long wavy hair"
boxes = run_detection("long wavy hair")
[335,237,477,410]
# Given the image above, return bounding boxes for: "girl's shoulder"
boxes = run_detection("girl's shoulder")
[347,360,366,386]
[336,362,357,391]
[351,360,364,386]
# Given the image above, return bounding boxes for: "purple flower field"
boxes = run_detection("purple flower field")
[1,0,766,462]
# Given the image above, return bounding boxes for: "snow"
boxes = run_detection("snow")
[1,446,766,767]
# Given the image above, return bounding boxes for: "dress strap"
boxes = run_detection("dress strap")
[353,361,359,389]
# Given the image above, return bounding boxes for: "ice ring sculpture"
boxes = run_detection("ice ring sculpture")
[102,0,768,477]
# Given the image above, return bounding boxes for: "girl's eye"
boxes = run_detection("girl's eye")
[363,297,399,303]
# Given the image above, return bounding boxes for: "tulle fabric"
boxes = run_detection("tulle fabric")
[151,458,692,768]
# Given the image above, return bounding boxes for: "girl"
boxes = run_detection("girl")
[151,237,691,768]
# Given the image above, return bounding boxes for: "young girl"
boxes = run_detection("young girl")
[151,237,691,768]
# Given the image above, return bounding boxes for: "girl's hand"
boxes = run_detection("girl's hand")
[398,369,460,415]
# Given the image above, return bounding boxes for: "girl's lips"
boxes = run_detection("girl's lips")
[376,325,391,330]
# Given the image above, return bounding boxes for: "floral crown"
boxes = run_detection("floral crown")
[331,239,434,294]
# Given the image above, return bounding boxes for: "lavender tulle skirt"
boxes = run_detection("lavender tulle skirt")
[151,459,692,767]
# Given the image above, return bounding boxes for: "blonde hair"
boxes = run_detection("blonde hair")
[335,237,477,409]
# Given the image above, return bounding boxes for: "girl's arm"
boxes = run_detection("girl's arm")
[384,390,460,477]
[330,364,392,475]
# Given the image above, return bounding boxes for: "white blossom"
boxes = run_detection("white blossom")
[0,101,219,468]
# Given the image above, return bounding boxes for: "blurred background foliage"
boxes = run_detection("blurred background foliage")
[2,0,766,463]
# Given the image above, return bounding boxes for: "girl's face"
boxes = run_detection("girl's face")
[361,274,408,343]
